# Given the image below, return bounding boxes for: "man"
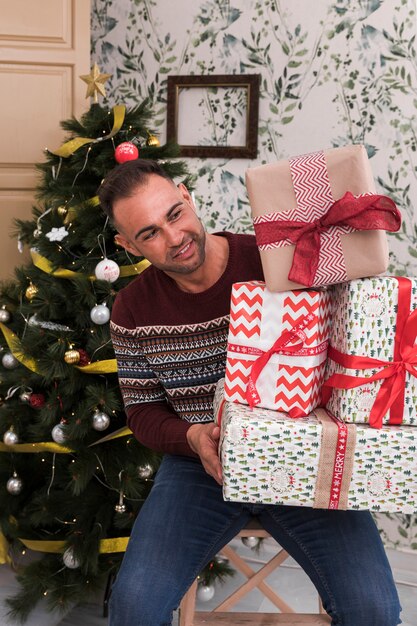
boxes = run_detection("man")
[98,159,401,626]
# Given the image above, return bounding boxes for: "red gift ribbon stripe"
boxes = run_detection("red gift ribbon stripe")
[228,341,328,358]
[322,277,417,428]
[327,414,349,510]
[245,313,321,408]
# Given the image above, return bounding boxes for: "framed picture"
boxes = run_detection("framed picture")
[166,74,260,158]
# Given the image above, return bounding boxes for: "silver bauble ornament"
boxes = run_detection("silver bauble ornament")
[63,547,80,569]
[90,303,111,325]
[0,307,11,323]
[6,472,23,495]
[92,409,110,431]
[3,428,19,446]
[241,536,259,548]
[137,463,154,479]
[94,258,120,283]
[51,423,67,444]
[2,352,19,369]
[196,583,215,602]
[19,390,32,403]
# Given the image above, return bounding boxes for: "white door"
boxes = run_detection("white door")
[0,0,91,278]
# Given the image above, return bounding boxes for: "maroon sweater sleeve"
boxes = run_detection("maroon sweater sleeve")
[126,401,198,457]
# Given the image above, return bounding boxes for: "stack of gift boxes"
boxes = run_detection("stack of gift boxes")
[215,144,417,514]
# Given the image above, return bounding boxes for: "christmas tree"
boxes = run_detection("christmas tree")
[0,65,202,622]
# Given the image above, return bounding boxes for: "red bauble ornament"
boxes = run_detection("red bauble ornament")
[114,142,139,164]
[77,349,91,366]
[29,393,46,408]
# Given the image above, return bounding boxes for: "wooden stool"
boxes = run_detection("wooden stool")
[179,519,331,625]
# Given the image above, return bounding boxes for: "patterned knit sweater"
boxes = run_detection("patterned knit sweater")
[110,232,263,456]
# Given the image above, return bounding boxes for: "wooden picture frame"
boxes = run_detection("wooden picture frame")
[166,74,260,158]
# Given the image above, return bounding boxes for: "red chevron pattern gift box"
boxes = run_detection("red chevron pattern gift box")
[213,379,417,513]
[322,275,417,428]
[224,281,332,417]
[246,144,401,292]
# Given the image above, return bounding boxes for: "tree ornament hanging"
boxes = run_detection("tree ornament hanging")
[114,142,139,163]
[51,423,67,444]
[92,409,110,431]
[114,491,126,514]
[241,536,259,548]
[90,303,111,325]
[6,472,23,495]
[62,547,80,569]
[2,352,19,369]
[3,427,19,446]
[29,393,46,409]
[19,390,32,403]
[64,347,80,365]
[56,206,68,218]
[146,132,160,147]
[196,583,215,602]
[77,348,90,366]
[0,306,11,323]
[137,463,154,479]
[25,282,38,301]
[94,258,120,283]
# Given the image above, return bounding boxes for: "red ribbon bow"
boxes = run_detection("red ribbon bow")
[254,192,401,287]
[322,278,417,428]
[245,313,315,417]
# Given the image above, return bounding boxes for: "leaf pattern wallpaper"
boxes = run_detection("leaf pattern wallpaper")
[91,0,417,552]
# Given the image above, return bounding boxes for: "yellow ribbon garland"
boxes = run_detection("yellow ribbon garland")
[18,536,129,554]
[0,534,130,564]
[0,531,11,564]
[76,359,117,373]
[0,323,38,372]
[30,249,150,281]
[64,195,100,224]
[50,105,126,158]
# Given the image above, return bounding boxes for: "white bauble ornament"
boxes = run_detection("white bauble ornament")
[3,428,19,446]
[51,423,67,444]
[92,410,110,431]
[2,352,19,369]
[114,502,127,514]
[196,583,215,602]
[0,307,11,323]
[63,547,80,569]
[94,258,120,283]
[137,463,153,479]
[90,303,111,325]
[7,472,23,495]
[19,390,32,403]
[241,536,259,548]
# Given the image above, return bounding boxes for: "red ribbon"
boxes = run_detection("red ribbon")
[322,277,417,428]
[245,313,316,416]
[254,192,401,286]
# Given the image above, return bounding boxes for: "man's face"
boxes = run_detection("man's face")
[113,174,206,276]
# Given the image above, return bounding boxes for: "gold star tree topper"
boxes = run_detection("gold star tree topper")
[80,63,112,103]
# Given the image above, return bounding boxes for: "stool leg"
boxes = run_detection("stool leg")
[179,579,198,626]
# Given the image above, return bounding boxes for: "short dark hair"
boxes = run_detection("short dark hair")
[98,159,174,221]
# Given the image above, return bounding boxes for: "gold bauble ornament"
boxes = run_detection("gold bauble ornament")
[146,132,160,147]
[57,206,68,218]
[25,282,38,301]
[64,349,80,364]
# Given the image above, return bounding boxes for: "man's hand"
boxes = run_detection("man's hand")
[186,422,222,485]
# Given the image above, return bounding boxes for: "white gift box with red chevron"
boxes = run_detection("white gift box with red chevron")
[224,281,332,417]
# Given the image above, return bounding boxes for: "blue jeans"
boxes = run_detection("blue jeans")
[109,455,401,626]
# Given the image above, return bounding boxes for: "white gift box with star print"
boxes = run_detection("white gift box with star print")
[214,379,417,513]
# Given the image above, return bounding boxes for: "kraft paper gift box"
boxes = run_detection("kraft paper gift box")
[246,144,401,292]
[223,281,332,417]
[214,380,417,514]
[323,276,417,428]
